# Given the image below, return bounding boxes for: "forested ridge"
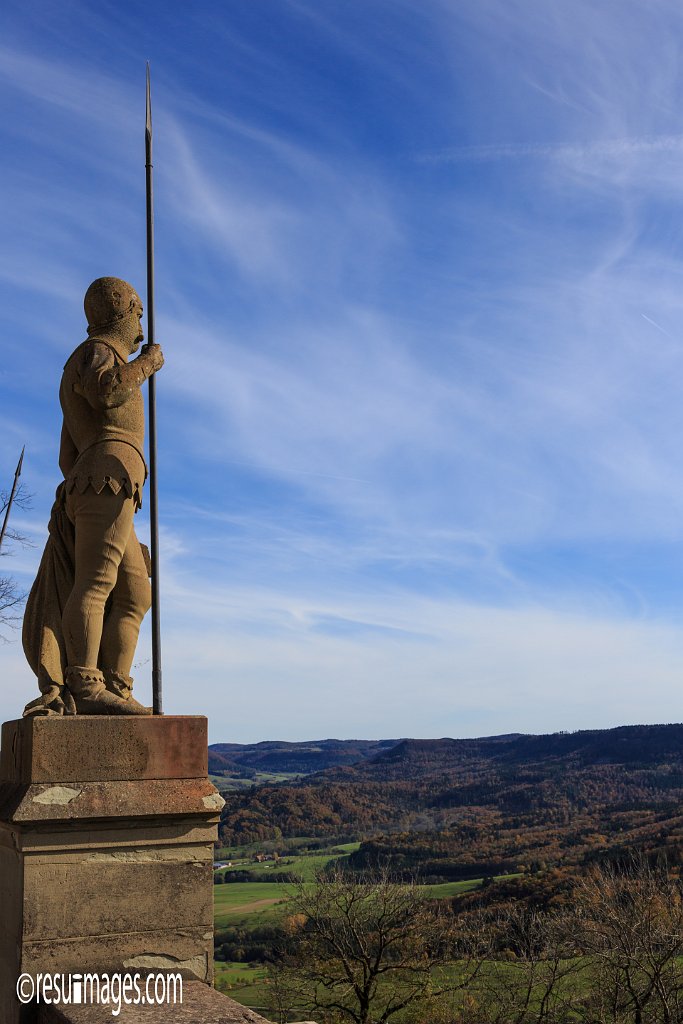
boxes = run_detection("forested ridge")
[218,724,683,878]
[209,738,399,776]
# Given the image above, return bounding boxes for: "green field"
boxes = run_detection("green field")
[212,954,557,1021]
[213,961,269,1007]
[221,852,354,880]
[213,845,358,929]
[220,876,447,930]
[210,771,302,792]
[214,841,361,882]
[214,870,517,928]
[213,868,524,1020]
[212,835,520,1013]
[215,837,360,860]
[421,878,489,898]
[214,881,295,927]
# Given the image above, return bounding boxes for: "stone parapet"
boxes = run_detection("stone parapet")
[0,716,224,1024]
[37,981,271,1022]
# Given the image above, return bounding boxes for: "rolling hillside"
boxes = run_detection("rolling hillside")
[218,724,683,878]
[209,738,399,777]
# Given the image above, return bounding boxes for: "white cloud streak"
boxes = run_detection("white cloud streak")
[157,590,683,742]
[418,134,683,165]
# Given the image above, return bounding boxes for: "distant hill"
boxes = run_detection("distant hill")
[207,749,242,774]
[209,738,399,777]
[218,724,683,878]
[357,725,683,775]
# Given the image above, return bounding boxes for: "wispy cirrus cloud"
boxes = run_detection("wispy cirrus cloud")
[158,585,683,741]
[417,134,683,165]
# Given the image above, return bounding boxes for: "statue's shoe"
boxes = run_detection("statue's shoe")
[74,690,152,715]
[102,669,153,715]
[117,693,152,714]
[74,692,152,716]
[65,666,152,716]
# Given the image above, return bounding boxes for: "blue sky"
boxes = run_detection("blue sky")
[2,0,683,741]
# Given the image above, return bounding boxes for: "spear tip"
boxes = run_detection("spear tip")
[146,63,152,137]
[0,445,25,551]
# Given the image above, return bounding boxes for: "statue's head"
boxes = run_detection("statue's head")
[84,277,144,351]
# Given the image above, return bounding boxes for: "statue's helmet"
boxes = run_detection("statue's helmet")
[84,277,141,335]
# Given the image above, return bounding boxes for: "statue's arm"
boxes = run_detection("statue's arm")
[58,422,78,477]
[77,342,163,410]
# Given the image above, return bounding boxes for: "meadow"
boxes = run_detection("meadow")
[214,882,292,928]
[212,838,517,1016]
[213,961,268,1007]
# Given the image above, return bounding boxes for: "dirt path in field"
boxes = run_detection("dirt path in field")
[226,897,283,914]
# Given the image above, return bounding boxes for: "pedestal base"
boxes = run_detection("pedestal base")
[0,716,224,1024]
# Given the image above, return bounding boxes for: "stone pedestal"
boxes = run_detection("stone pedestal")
[0,716,224,1024]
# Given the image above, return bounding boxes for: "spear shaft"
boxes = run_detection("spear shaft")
[146,65,162,714]
[0,446,25,554]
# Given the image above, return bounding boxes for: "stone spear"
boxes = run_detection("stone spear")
[146,65,163,714]
[0,446,25,554]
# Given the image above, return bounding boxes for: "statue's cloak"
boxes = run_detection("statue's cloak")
[22,484,77,716]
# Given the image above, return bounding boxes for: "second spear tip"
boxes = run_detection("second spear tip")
[146,64,152,134]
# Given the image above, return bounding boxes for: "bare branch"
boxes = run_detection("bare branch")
[0,574,26,639]
[274,867,462,1024]
[0,476,33,638]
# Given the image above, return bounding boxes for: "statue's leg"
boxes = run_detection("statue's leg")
[100,526,151,678]
[61,487,150,714]
[62,486,135,670]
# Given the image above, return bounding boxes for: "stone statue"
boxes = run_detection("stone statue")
[22,277,164,716]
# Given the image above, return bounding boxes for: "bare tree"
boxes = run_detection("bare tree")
[447,902,584,1024]
[572,857,683,1024]
[263,856,683,1024]
[456,858,683,1024]
[272,867,478,1024]
[265,958,310,1024]
[0,476,32,639]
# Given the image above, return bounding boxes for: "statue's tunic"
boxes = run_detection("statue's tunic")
[59,338,147,507]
